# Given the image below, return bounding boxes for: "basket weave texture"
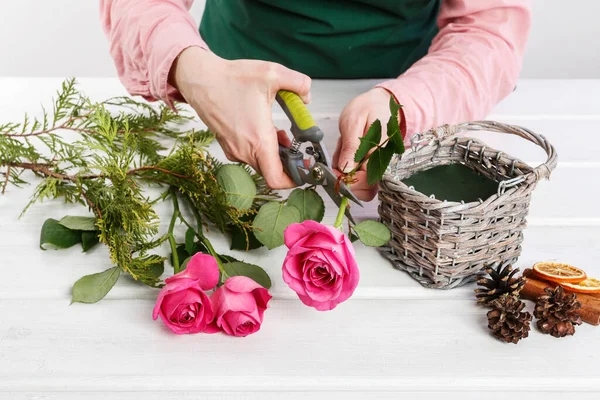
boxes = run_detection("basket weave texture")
[378,121,557,289]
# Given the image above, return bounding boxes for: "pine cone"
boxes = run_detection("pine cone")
[475,262,526,306]
[487,295,532,344]
[534,286,582,338]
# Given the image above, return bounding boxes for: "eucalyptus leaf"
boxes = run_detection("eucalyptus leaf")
[81,231,100,252]
[216,164,257,210]
[59,216,97,231]
[354,220,391,247]
[286,188,325,222]
[71,266,120,304]
[222,261,272,289]
[366,145,395,185]
[253,202,301,249]
[354,119,381,163]
[40,218,82,250]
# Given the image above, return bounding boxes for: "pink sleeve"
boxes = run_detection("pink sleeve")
[99,0,209,108]
[376,0,532,138]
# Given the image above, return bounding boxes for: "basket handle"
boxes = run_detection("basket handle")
[415,121,558,181]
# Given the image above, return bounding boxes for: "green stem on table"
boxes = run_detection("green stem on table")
[179,193,226,273]
[333,196,349,230]
[168,189,181,274]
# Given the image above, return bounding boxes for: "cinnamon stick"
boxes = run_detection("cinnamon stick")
[521,269,600,326]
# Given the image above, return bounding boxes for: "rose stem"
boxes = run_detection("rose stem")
[177,193,226,275]
[333,196,349,230]
[168,188,181,274]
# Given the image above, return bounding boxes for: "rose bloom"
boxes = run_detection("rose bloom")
[282,220,359,311]
[153,253,220,334]
[211,276,272,337]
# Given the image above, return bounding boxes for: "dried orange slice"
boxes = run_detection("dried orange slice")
[560,278,600,294]
[532,262,586,284]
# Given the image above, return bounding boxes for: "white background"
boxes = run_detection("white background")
[0,0,598,78]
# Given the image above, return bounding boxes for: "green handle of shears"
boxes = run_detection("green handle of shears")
[276,90,323,144]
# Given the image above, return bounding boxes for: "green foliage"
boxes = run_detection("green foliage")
[71,266,120,304]
[353,220,391,247]
[2,79,266,301]
[351,95,406,186]
[253,202,302,249]
[59,216,97,231]
[40,218,82,250]
[222,261,272,289]
[286,188,324,222]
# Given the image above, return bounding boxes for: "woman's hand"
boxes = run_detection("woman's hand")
[333,87,398,201]
[170,47,312,189]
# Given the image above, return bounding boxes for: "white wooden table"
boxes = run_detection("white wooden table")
[0,78,599,399]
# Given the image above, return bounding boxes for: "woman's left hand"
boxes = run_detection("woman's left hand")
[333,87,398,202]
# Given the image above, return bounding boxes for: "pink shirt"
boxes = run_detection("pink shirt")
[99,0,532,137]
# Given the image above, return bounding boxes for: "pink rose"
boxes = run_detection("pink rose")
[211,276,272,337]
[153,253,220,334]
[282,220,359,311]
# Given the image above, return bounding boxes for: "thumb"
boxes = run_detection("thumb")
[273,64,312,103]
[338,116,366,173]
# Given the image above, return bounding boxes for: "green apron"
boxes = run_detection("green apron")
[200,0,441,78]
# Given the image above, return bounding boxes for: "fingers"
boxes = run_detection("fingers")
[255,128,297,190]
[346,171,378,202]
[276,129,292,148]
[337,113,367,173]
[269,64,312,103]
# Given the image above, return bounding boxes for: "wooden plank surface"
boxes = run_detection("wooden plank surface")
[0,78,599,398]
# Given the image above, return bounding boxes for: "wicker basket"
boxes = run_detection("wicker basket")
[378,121,557,289]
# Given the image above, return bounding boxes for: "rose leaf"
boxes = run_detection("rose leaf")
[354,220,391,247]
[354,119,381,163]
[222,261,272,289]
[366,145,395,185]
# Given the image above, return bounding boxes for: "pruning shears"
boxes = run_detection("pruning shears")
[275,90,363,223]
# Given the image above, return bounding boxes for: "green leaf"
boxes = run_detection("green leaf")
[58,216,97,231]
[253,202,301,249]
[81,231,100,252]
[354,220,391,247]
[286,188,325,222]
[172,244,189,268]
[216,164,257,210]
[366,145,395,185]
[386,96,405,155]
[148,260,165,278]
[180,256,192,271]
[40,218,82,250]
[349,232,359,243]
[71,266,120,304]
[222,261,272,289]
[354,119,381,163]
[185,227,196,255]
[230,224,263,251]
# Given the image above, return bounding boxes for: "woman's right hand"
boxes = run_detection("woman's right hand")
[169,47,312,189]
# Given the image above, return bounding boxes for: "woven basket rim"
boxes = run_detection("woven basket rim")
[382,121,557,205]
